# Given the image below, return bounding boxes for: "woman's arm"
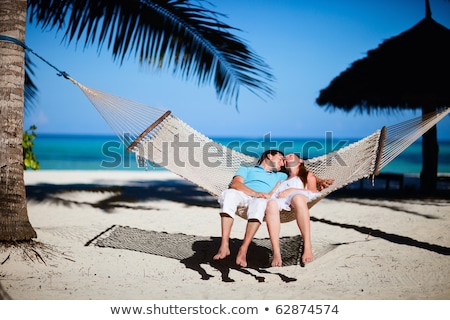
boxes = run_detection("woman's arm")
[306,172,318,192]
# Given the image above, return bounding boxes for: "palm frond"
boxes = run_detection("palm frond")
[24,53,38,112]
[27,0,275,106]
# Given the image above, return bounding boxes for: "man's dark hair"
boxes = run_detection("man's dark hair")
[257,149,284,165]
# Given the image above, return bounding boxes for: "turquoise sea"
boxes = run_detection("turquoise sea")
[32,134,450,174]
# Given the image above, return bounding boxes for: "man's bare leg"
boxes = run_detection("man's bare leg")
[291,195,313,264]
[265,200,282,267]
[236,219,261,267]
[213,213,233,260]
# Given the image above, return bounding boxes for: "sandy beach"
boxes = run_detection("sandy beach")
[1,169,450,300]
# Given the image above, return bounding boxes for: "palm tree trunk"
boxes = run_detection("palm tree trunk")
[420,105,439,196]
[0,0,36,240]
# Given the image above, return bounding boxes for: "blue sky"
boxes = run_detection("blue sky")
[24,0,450,140]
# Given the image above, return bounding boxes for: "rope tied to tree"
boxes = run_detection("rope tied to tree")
[0,34,70,79]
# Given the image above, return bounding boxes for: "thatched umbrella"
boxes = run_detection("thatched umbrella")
[316,0,450,194]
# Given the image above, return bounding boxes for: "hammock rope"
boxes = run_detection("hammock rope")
[66,77,449,223]
[0,34,70,79]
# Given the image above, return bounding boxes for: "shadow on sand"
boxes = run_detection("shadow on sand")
[86,225,301,283]
[26,179,219,210]
[27,178,450,281]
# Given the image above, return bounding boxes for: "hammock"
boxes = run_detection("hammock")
[67,77,449,223]
[2,33,445,222]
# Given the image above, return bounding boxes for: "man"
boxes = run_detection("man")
[212,150,287,261]
[235,153,334,268]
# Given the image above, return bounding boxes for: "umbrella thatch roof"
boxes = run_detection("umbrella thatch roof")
[316,2,450,112]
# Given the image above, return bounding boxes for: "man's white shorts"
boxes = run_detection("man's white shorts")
[218,189,267,223]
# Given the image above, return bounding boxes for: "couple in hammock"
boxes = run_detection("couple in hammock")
[213,150,333,267]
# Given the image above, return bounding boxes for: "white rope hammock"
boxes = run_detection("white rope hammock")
[68,77,450,223]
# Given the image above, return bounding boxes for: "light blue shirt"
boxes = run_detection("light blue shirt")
[235,166,287,193]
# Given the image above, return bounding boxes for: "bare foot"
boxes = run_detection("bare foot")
[271,253,282,267]
[235,247,248,267]
[302,245,314,264]
[213,247,230,260]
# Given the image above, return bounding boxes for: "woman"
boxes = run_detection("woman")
[266,153,327,267]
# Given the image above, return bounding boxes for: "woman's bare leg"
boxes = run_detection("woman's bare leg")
[265,200,282,267]
[291,194,313,264]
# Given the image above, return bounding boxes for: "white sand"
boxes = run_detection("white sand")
[1,170,450,300]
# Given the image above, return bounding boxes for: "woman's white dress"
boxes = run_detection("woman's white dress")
[271,176,321,210]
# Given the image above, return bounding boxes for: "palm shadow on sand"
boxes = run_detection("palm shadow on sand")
[29,180,450,282]
[25,180,220,211]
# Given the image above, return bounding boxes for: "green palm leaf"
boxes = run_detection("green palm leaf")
[28,0,275,106]
[24,53,38,111]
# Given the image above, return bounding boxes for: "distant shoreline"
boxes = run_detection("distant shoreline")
[31,134,450,173]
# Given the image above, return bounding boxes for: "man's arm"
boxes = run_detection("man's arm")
[230,176,270,199]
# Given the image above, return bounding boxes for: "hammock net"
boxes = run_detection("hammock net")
[68,77,450,223]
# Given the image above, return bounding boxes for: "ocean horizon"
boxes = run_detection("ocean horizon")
[31,133,450,174]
